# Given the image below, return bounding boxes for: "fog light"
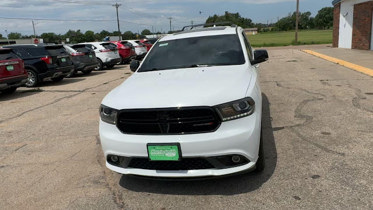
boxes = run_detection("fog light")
[232,155,241,163]
[110,155,119,162]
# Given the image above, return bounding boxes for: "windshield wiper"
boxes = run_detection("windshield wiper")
[189,64,211,67]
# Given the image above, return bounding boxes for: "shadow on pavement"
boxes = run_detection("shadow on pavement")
[42,78,86,87]
[119,94,277,195]
[0,88,42,101]
[73,71,107,77]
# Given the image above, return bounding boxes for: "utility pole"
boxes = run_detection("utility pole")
[168,17,172,33]
[32,20,36,38]
[295,0,299,43]
[5,29,9,44]
[112,3,121,40]
[191,20,194,27]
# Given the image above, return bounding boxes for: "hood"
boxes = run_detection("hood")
[102,66,252,109]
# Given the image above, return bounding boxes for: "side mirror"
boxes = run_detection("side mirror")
[251,50,269,65]
[130,60,140,72]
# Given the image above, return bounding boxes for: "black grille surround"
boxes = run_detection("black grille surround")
[116,107,221,135]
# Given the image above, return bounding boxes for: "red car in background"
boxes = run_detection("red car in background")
[110,41,136,64]
[139,39,153,51]
[0,48,28,94]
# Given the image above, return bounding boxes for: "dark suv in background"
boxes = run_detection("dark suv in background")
[63,44,98,77]
[0,48,28,94]
[3,44,74,87]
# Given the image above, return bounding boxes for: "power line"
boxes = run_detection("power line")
[0,16,152,26]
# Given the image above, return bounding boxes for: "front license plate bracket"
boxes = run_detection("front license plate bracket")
[147,143,182,161]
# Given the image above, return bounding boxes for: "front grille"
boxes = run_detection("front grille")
[128,158,214,170]
[116,107,221,135]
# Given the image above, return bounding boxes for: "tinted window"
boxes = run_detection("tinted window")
[0,51,19,60]
[101,43,117,50]
[10,48,32,58]
[139,35,245,72]
[71,45,92,53]
[45,46,68,56]
[26,47,49,57]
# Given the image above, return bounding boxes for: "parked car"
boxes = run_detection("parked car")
[125,40,147,60]
[99,25,269,178]
[0,48,28,94]
[80,42,120,70]
[3,44,74,87]
[139,39,153,51]
[63,44,98,77]
[110,41,136,64]
[145,38,158,44]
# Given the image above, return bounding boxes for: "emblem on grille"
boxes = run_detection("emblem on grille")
[158,112,170,133]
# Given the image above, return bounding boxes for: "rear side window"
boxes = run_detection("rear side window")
[121,42,133,48]
[101,43,117,50]
[135,41,145,47]
[0,51,19,60]
[45,46,68,56]
[26,47,49,57]
[71,45,92,53]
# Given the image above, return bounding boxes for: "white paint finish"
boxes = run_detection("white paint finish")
[371,10,373,50]
[338,0,371,49]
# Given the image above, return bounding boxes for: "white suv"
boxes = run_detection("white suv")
[125,40,147,60]
[99,25,269,178]
[80,42,121,70]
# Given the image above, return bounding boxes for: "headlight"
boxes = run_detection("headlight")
[215,97,255,121]
[99,105,118,125]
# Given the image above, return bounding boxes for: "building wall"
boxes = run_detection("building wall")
[333,3,341,47]
[352,1,373,50]
[338,0,370,49]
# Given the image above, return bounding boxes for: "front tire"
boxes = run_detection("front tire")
[25,69,39,87]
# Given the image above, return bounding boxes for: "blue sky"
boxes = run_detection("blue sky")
[0,0,332,36]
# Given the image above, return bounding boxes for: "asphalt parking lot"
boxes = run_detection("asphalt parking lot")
[0,47,372,209]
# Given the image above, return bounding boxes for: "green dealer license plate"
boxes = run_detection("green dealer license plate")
[147,144,181,161]
[61,58,66,62]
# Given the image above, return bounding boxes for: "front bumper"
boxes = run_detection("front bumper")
[99,111,261,178]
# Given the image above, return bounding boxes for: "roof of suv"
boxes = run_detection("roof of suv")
[160,26,238,42]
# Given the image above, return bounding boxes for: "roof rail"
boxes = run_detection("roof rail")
[182,22,237,31]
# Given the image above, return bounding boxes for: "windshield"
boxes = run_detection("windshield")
[138,34,245,72]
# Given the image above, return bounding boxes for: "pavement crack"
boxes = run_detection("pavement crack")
[14,144,27,152]
[0,77,123,125]
[289,127,345,156]
[346,84,373,114]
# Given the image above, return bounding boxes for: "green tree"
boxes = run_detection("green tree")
[0,34,3,39]
[64,30,84,43]
[41,32,59,43]
[141,29,151,36]
[122,31,135,40]
[84,30,95,42]
[8,32,22,39]
[205,11,254,28]
[314,7,333,29]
